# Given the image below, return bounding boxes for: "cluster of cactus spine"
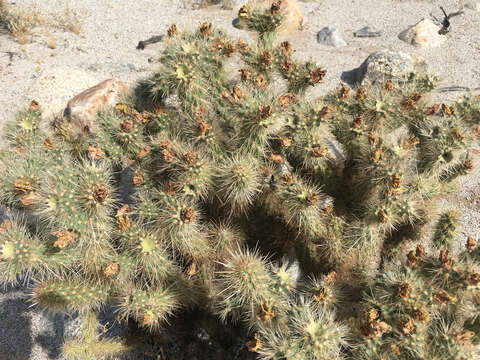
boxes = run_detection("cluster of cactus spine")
[0,2,480,359]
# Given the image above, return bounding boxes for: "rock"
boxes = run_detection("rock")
[398,18,446,48]
[235,0,303,36]
[354,26,382,38]
[64,78,128,136]
[465,1,480,11]
[356,50,427,86]
[317,27,346,47]
[27,66,99,120]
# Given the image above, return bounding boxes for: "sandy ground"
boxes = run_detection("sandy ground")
[1,0,480,359]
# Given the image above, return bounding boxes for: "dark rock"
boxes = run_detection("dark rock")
[354,26,382,38]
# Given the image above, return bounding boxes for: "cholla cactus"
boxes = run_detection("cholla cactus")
[0,4,479,359]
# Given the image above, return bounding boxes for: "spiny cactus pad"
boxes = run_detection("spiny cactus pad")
[0,7,480,360]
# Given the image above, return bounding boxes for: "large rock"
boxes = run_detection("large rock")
[317,27,346,47]
[398,18,446,48]
[465,1,480,11]
[27,66,99,120]
[64,78,128,136]
[356,50,427,86]
[236,0,303,36]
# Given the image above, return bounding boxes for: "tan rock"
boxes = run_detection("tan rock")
[28,66,99,120]
[237,0,303,36]
[398,18,446,48]
[64,78,128,136]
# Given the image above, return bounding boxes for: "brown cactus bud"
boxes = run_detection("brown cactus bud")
[384,79,394,91]
[407,250,418,269]
[103,263,119,277]
[133,169,145,186]
[20,192,39,206]
[183,151,198,165]
[53,230,75,249]
[167,181,176,196]
[401,92,422,109]
[415,244,426,258]
[371,148,382,163]
[439,249,452,270]
[413,308,429,323]
[257,302,275,322]
[260,50,273,68]
[455,330,475,345]
[451,129,464,141]
[280,41,292,56]
[87,145,104,160]
[312,146,328,158]
[305,193,319,206]
[372,321,392,338]
[355,87,367,101]
[322,204,334,217]
[398,282,412,299]
[401,318,415,335]
[281,173,294,185]
[138,145,152,159]
[392,173,401,189]
[197,119,212,135]
[339,84,350,99]
[186,262,198,276]
[238,5,250,18]
[92,184,109,203]
[352,115,364,128]
[161,148,175,163]
[441,103,454,116]
[365,308,379,323]
[254,74,267,88]
[425,103,441,116]
[181,207,196,223]
[232,85,245,104]
[269,154,285,164]
[199,22,212,37]
[280,58,295,73]
[194,106,208,119]
[311,68,327,84]
[239,68,252,82]
[0,219,12,232]
[116,205,131,232]
[246,333,262,352]
[313,287,327,302]
[223,42,236,57]
[281,136,293,147]
[466,236,477,252]
[320,105,333,118]
[433,290,457,304]
[44,137,55,150]
[167,24,178,37]
[14,178,33,193]
[377,209,388,223]
[236,39,250,54]
[278,93,296,109]
[153,103,165,115]
[258,105,273,120]
[29,100,41,112]
[467,272,480,286]
[404,135,420,148]
[324,271,338,284]
[391,344,401,355]
[270,0,282,14]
